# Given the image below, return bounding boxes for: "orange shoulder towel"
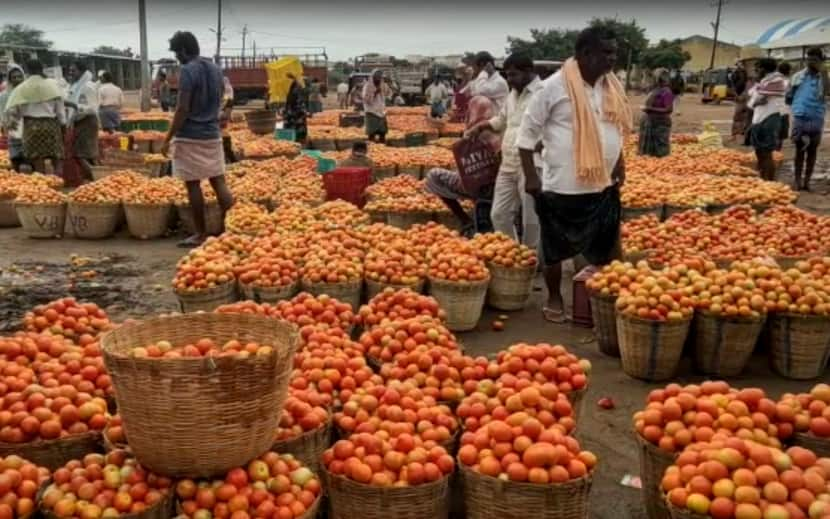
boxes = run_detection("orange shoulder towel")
[561,58,633,186]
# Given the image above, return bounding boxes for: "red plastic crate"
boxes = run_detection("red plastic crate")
[322,167,371,208]
[572,265,599,328]
[0,136,7,151]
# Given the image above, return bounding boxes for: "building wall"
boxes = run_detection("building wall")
[680,38,742,71]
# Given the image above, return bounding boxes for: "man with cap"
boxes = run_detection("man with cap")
[362,69,388,143]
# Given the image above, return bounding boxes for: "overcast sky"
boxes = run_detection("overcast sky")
[1,0,825,61]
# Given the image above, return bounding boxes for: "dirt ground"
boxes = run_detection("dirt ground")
[3,93,830,518]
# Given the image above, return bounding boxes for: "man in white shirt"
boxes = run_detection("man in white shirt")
[747,58,787,181]
[362,69,388,143]
[467,51,509,110]
[336,81,349,109]
[467,53,542,249]
[426,77,449,118]
[517,26,628,323]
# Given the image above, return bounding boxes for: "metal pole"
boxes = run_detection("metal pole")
[625,46,633,93]
[138,0,150,111]
[215,0,222,62]
[241,25,247,65]
[709,0,724,70]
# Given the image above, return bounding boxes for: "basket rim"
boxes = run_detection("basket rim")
[458,462,594,490]
[793,430,830,442]
[14,201,67,208]
[617,312,693,325]
[272,419,332,449]
[323,464,452,493]
[696,309,766,323]
[485,261,537,273]
[300,278,362,287]
[67,201,122,208]
[123,202,173,208]
[770,311,830,321]
[0,429,102,450]
[428,275,491,287]
[174,280,236,296]
[633,429,678,462]
[665,497,711,519]
[40,478,175,519]
[239,279,298,290]
[587,289,618,301]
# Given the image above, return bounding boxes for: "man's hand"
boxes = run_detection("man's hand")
[524,173,542,196]
[612,153,626,187]
[464,123,483,139]
[160,139,171,157]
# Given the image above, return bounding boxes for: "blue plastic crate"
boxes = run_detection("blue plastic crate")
[301,149,324,160]
[274,128,297,141]
[317,158,337,174]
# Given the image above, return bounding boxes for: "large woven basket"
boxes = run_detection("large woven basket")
[429,277,490,332]
[176,281,237,313]
[387,211,432,229]
[706,203,731,215]
[589,291,619,357]
[15,202,67,238]
[313,138,336,151]
[256,282,299,303]
[0,432,101,470]
[434,212,462,231]
[397,165,423,179]
[460,464,592,519]
[636,433,676,519]
[485,264,535,311]
[271,420,331,474]
[365,278,424,299]
[323,469,451,519]
[101,313,298,478]
[693,311,764,377]
[42,485,175,519]
[792,432,830,458]
[775,255,808,270]
[622,205,663,222]
[176,202,224,236]
[0,198,20,227]
[373,166,396,181]
[616,313,691,381]
[67,202,121,239]
[768,312,830,379]
[124,203,172,240]
[301,279,362,311]
[666,500,708,519]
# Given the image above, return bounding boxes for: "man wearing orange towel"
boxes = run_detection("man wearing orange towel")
[517,26,632,323]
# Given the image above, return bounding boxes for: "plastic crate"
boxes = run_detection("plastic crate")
[572,265,599,328]
[301,149,324,159]
[274,128,297,141]
[339,112,364,128]
[322,167,371,207]
[317,158,337,174]
[405,132,427,147]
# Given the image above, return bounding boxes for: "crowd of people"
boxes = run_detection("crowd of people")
[0,60,125,181]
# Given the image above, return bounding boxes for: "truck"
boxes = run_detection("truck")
[153,48,328,105]
[352,54,430,105]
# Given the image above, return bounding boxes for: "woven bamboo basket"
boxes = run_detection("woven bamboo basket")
[706,203,731,215]
[666,501,709,519]
[323,468,451,519]
[0,432,101,470]
[15,202,67,239]
[636,433,676,519]
[175,281,237,313]
[434,212,462,231]
[0,198,20,227]
[372,166,396,181]
[101,313,298,478]
[398,165,423,179]
[67,202,121,239]
[367,209,387,223]
[589,291,619,357]
[176,202,224,236]
[42,485,175,519]
[271,421,331,474]
[460,464,592,519]
[102,427,129,452]
[428,277,490,332]
[238,282,257,301]
[622,205,663,222]
[387,210,432,229]
[301,278,362,311]
[622,249,651,264]
[124,203,172,240]
[568,387,587,424]
[365,278,424,299]
[486,264,535,311]
[616,313,691,381]
[792,432,830,457]
[255,282,299,303]
[774,255,808,270]
[663,205,704,220]
[693,311,764,377]
[768,312,830,379]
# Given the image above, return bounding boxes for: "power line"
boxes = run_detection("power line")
[709,0,729,69]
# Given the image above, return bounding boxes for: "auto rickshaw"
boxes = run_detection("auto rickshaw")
[701,68,736,104]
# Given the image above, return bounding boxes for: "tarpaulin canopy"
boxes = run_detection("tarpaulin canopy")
[266,57,304,104]
[760,25,830,50]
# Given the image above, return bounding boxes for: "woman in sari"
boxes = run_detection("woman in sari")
[638,68,674,157]
[0,65,27,171]
[283,75,308,144]
[425,95,501,236]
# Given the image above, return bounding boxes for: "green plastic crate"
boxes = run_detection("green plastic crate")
[274,128,297,141]
[316,158,337,174]
[301,149,324,159]
[405,132,426,147]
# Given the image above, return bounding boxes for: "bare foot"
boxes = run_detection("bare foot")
[542,298,569,323]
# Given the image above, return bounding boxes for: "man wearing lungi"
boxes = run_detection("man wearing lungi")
[161,31,233,248]
[517,26,631,323]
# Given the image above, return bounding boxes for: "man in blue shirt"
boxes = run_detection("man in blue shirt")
[161,31,234,247]
[787,47,829,191]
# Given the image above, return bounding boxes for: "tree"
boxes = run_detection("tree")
[640,39,691,71]
[92,46,134,58]
[506,28,579,60]
[588,18,648,71]
[0,24,51,48]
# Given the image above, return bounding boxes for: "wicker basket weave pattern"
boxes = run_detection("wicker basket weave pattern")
[16,202,66,238]
[365,278,425,299]
[323,469,451,519]
[792,432,830,458]
[271,421,331,474]
[176,281,238,313]
[0,432,102,471]
[485,264,534,311]
[589,292,619,357]
[636,433,676,519]
[101,314,298,478]
[124,203,172,240]
[693,312,764,376]
[460,464,592,519]
[301,279,362,311]
[428,277,490,332]
[0,198,20,227]
[768,313,830,379]
[617,314,690,382]
[67,202,121,239]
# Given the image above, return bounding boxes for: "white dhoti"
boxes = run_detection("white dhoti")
[172,137,225,182]
[490,168,540,250]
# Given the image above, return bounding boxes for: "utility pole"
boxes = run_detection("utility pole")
[241,25,248,64]
[215,0,222,62]
[138,0,150,112]
[709,0,725,70]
